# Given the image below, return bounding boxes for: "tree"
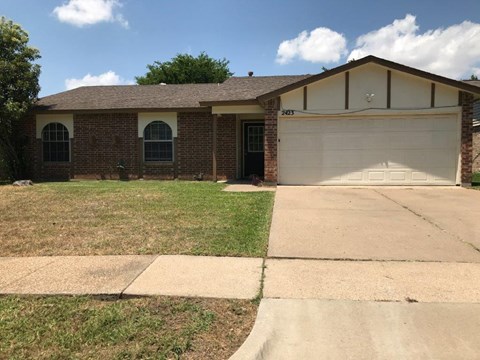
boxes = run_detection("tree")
[136,52,232,85]
[471,74,479,80]
[0,17,41,180]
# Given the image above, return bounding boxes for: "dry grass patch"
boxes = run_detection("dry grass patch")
[0,181,274,257]
[0,296,257,359]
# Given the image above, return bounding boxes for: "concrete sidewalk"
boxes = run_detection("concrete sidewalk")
[0,255,263,299]
[2,255,480,303]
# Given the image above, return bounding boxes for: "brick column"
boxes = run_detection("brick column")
[264,97,279,183]
[461,91,474,184]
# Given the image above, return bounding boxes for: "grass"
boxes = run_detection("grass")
[472,172,480,186]
[0,296,257,359]
[0,180,274,257]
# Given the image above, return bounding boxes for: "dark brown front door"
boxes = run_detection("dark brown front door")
[243,122,264,178]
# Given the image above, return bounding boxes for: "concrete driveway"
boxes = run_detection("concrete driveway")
[268,187,480,262]
[231,299,480,360]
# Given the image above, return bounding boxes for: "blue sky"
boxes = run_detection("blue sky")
[2,0,480,96]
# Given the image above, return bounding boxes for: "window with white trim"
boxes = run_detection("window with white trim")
[144,121,173,161]
[42,122,70,162]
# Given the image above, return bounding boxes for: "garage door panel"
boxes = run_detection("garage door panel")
[281,119,324,133]
[431,132,457,148]
[278,115,459,185]
[433,117,458,131]
[280,134,320,151]
[279,150,320,168]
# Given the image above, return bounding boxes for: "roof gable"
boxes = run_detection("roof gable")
[257,55,480,102]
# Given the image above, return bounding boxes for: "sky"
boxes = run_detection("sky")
[2,0,480,97]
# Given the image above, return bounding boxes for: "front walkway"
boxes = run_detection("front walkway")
[0,255,263,299]
[2,254,480,303]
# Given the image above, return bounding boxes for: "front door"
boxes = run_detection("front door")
[243,122,264,178]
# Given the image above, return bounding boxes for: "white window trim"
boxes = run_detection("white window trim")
[138,112,177,138]
[36,114,73,139]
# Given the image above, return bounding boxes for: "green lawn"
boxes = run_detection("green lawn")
[0,181,274,257]
[472,172,480,185]
[0,296,257,359]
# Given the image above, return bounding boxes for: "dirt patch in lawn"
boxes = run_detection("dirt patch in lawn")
[0,296,257,359]
[0,180,274,257]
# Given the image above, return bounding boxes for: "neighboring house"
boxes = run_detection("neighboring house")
[24,55,480,185]
[472,95,480,173]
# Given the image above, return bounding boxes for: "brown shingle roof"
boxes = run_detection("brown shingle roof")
[464,80,480,88]
[35,75,312,111]
[36,56,480,112]
[198,75,311,104]
[36,83,220,111]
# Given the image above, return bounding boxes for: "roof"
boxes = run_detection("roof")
[35,75,311,111]
[198,75,310,105]
[466,80,480,88]
[35,55,480,112]
[35,83,220,111]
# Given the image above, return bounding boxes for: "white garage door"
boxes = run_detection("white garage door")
[278,114,460,185]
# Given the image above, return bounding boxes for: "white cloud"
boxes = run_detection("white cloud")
[53,0,129,28]
[65,71,133,90]
[276,27,347,64]
[348,14,480,79]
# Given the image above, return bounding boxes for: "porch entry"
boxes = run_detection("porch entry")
[243,122,265,178]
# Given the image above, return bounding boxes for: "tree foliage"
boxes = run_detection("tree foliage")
[0,17,41,180]
[136,52,232,85]
[471,74,479,81]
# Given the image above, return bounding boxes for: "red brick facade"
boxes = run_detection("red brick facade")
[26,111,238,181]
[216,114,237,179]
[176,112,237,180]
[177,112,213,179]
[461,92,474,183]
[474,130,480,173]
[264,98,279,183]
[74,113,138,179]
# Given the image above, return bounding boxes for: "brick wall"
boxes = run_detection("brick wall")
[74,113,138,179]
[264,98,279,183]
[20,114,72,181]
[177,112,214,179]
[216,114,237,179]
[473,129,480,173]
[20,113,36,179]
[176,112,237,180]
[24,110,238,181]
[461,92,474,183]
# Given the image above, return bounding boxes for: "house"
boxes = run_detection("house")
[472,94,480,173]
[24,55,480,185]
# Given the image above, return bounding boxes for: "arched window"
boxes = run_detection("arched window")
[42,123,70,162]
[144,121,173,162]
